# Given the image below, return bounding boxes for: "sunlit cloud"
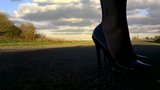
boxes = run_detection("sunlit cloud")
[60,18,83,23]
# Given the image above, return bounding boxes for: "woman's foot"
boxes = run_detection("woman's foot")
[92,24,153,72]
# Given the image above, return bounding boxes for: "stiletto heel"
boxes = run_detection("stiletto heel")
[93,38,102,71]
[103,49,107,64]
[92,24,113,71]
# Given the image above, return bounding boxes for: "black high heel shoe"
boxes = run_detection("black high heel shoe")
[92,24,152,71]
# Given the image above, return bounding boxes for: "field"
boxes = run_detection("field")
[0,39,94,49]
[0,41,160,90]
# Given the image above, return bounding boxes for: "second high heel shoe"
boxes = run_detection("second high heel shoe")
[92,24,152,71]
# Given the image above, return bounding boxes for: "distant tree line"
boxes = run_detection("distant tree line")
[154,36,160,43]
[0,12,38,40]
[143,36,160,43]
[132,35,160,43]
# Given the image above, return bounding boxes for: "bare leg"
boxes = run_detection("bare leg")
[100,0,136,65]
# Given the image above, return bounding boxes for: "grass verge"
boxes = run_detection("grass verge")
[1,39,160,49]
[0,39,94,49]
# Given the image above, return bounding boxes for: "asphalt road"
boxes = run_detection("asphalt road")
[0,45,160,90]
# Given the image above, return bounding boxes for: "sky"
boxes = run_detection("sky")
[0,0,160,40]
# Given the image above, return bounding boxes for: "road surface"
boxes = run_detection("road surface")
[0,45,160,90]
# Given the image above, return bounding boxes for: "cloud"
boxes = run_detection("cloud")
[14,2,100,21]
[126,0,160,35]
[11,0,160,40]
[129,24,160,33]
[127,0,160,10]
[37,30,92,40]
[127,9,160,26]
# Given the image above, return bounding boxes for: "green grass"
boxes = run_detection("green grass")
[132,41,160,46]
[0,39,94,48]
[155,38,160,43]
[1,38,160,49]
